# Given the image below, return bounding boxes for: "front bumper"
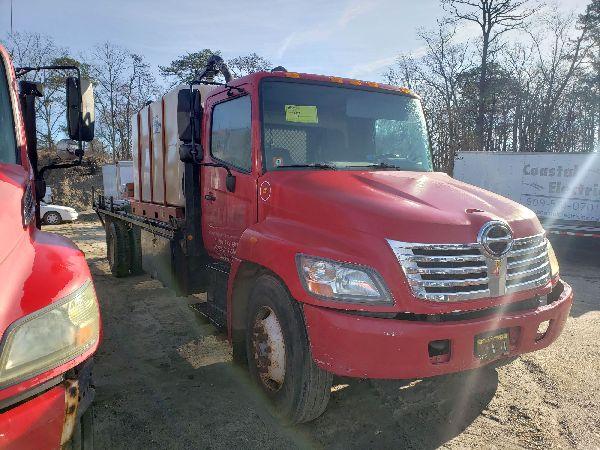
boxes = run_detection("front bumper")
[304,281,573,379]
[0,359,94,450]
[0,384,66,450]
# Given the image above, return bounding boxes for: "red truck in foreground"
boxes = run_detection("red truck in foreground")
[95,56,573,423]
[0,44,100,448]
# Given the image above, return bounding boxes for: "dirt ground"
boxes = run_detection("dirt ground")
[49,215,599,450]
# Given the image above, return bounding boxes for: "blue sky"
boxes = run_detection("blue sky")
[0,0,590,83]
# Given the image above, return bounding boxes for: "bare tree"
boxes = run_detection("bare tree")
[418,24,472,170]
[442,0,539,150]
[384,55,422,90]
[528,10,591,151]
[385,0,596,167]
[3,32,74,148]
[88,43,158,161]
[384,24,472,171]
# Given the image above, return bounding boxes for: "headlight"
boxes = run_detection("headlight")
[547,240,560,278]
[296,254,392,304]
[0,281,100,387]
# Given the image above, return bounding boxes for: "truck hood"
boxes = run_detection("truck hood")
[262,170,542,243]
[0,164,90,338]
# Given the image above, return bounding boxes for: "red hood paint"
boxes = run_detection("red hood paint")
[261,170,542,243]
[0,164,91,338]
[0,163,97,402]
[0,164,31,277]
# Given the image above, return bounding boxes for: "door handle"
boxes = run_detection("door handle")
[204,192,216,202]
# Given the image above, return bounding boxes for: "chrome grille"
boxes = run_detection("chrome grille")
[387,233,550,302]
[506,234,550,293]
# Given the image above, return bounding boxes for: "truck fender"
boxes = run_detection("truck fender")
[225,217,397,341]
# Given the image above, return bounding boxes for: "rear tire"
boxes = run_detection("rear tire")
[43,211,62,225]
[245,275,333,424]
[106,220,130,277]
[129,226,143,275]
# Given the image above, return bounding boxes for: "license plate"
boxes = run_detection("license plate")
[475,330,509,360]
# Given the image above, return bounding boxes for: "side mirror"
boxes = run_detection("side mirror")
[179,143,198,164]
[177,88,202,144]
[66,77,95,142]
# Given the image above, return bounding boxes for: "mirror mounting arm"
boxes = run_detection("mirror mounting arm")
[199,162,233,177]
[39,155,83,179]
[199,162,236,193]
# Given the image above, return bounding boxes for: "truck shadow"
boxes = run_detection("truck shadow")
[294,369,499,449]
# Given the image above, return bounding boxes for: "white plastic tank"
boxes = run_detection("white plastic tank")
[132,84,214,207]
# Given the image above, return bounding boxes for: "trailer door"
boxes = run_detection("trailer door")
[201,93,257,263]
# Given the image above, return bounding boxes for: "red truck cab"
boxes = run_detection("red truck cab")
[0,44,100,449]
[99,58,573,423]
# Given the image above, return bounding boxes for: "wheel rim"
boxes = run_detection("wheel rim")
[251,305,286,392]
[46,213,60,224]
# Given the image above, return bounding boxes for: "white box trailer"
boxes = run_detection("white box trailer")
[102,160,134,199]
[454,151,600,238]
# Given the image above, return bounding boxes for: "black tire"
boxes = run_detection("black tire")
[245,275,333,424]
[43,211,62,225]
[67,406,94,450]
[128,225,143,275]
[106,220,130,277]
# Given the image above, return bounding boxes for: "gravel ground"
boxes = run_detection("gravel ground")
[48,215,599,450]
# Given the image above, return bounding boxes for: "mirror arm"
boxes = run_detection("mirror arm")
[17,64,85,156]
[39,154,83,179]
[199,162,233,177]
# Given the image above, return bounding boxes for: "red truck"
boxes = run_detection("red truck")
[0,44,100,448]
[95,56,573,423]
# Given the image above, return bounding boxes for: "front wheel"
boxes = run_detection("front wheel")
[43,211,62,225]
[246,275,333,424]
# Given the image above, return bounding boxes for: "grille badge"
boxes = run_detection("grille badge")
[478,221,513,259]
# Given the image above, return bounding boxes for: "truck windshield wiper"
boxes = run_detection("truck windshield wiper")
[347,163,402,169]
[277,163,337,170]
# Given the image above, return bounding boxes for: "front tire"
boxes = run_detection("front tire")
[128,225,143,275]
[43,211,62,225]
[246,275,333,424]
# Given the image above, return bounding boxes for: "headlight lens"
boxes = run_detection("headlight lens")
[0,281,100,387]
[296,255,392,303]
[547,240,560,278]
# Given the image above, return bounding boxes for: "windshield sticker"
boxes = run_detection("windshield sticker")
[285,105,318,123]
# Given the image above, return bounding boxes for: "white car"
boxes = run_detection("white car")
[40,201,79,225]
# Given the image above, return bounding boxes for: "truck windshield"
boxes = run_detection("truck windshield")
[0,58,17,164]
[261,80,432,172]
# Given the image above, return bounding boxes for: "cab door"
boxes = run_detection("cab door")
[201,90,257,263]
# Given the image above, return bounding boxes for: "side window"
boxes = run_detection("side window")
[211,96,252,172]
[0,60,17,164]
